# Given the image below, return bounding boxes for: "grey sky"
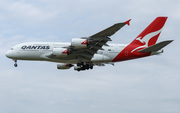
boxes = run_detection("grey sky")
[0,0,180,113]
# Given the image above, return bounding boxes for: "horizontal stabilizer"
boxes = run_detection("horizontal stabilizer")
[138,40,173,53]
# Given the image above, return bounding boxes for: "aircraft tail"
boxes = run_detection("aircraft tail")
[130,17,168,53]
[112,17,170,62]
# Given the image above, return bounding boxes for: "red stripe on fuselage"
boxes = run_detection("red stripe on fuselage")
[112,45,151,62]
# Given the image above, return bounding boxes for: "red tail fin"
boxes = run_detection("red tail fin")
[112,17,168,62]
[132,17,167,46]
[130,17,168,53]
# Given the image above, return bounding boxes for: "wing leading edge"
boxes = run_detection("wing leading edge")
[90,20,131,38]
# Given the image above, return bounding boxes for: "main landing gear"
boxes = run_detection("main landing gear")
[14,59,18,67]
[76,62,93,72]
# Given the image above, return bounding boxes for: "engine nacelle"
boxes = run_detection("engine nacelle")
[57,63,73,70]
[71,38,88,49]
[53,48,69,57]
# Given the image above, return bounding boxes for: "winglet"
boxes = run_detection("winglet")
[124,19,131,26]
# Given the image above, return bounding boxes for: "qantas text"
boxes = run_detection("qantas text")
[21,45,50,50]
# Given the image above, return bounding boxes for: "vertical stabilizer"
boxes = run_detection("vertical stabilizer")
[130,17,168,53]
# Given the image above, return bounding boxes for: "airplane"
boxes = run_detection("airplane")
[5,17,173,71]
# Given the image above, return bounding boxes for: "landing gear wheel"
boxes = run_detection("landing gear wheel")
[77,62,81,66]
[76,62,93,71]
[86,64,89,70]
[14,64,18,67]
[13,59,18,67]
[77,62,84,66]
[90,65,93,69]
[80,62,84,65]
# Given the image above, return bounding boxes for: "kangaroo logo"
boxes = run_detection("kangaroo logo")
[131,29,162,53]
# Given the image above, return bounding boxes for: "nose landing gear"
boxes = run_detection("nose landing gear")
[14,60,18,67]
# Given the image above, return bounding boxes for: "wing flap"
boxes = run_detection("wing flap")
[138,40,173,53]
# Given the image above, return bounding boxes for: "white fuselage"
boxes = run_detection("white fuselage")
[6,42,127,64]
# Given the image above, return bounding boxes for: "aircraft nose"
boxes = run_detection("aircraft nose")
[5,50,13,58]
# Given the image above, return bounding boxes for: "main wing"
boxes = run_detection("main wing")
[71,19,131,61]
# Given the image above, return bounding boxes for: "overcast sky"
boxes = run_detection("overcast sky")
[0,0,180,113]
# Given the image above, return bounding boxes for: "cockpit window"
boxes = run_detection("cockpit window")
[11,48,13,50]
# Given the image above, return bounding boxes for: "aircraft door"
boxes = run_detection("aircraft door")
[125,50,128,56]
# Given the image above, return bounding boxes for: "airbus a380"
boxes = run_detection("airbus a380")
[6,17,173,71]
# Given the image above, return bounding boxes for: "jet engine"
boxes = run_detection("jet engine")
[57,63,73,69]
[71,38,88,49]
[53,48,70,57]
